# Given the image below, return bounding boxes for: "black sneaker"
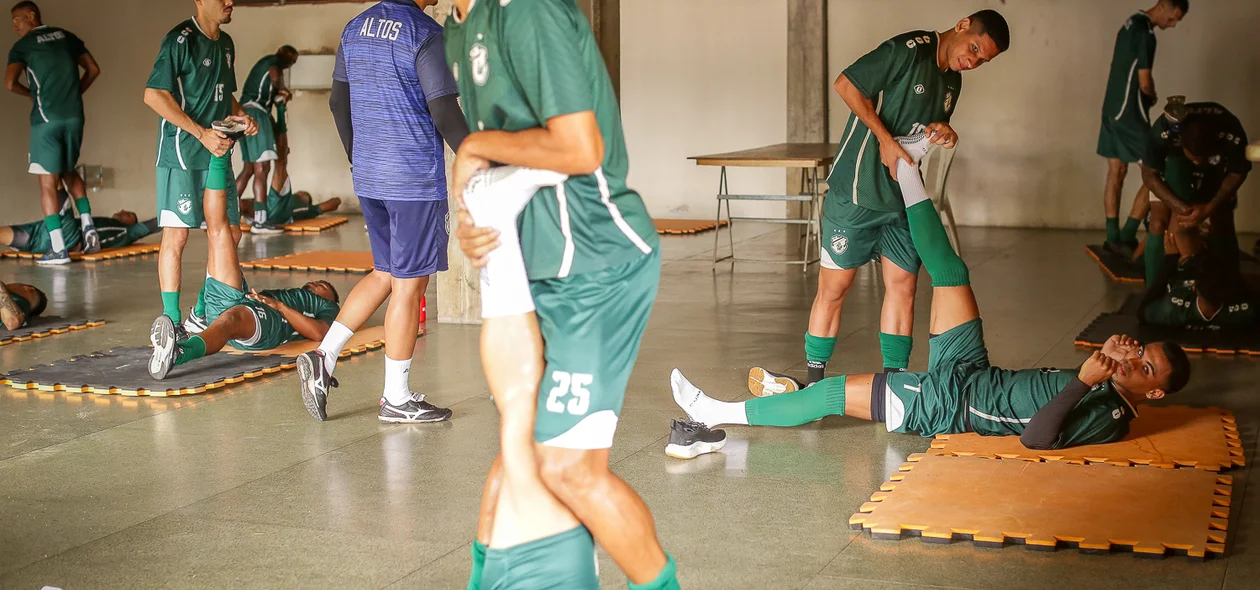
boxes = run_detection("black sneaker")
[251,222,284,235]
[211,119,247,142]
[37,249,71,265]
[664,419,727,459]
[747,367,802,398]
[378,393,452,424]
[183,307,208,335]
[297,350,338,421]
[148,315,178,379]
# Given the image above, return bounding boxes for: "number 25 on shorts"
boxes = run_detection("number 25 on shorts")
[546,371,593,415]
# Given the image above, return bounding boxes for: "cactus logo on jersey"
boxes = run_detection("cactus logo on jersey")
[470,43,489,86]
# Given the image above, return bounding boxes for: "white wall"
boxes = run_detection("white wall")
[620,0,787,221]
[0,0,394,222]
[828,0,1260,231]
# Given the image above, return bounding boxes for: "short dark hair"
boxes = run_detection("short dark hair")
[29,286,47,318]
[11,1,39,19]
[278,45,299,62]
[1181,115,1224,158]
[306,280,339,304]
[1162,0,1190,15]
[1157,341,1191,393]
[968,9,1010,53]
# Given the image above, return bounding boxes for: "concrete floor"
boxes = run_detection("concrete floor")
[2,220,1259,589]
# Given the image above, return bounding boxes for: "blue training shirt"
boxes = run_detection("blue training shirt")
[335,0,451,202]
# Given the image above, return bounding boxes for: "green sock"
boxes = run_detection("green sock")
[194,284,207,318]
[745,377,846,427]
[467,540,487,590]
[804,333,837,364]
[1105,217,1120,243]
[175,336,207,366]
[208,154,231,190]
[1144,232,1165,285]
[879,333,912,371]
[629,554,680,590]
[1119,217,1141,243]
[74,196,92,217]
[161,291,181,323]
[905,200,969,286]
[42,213,62,234]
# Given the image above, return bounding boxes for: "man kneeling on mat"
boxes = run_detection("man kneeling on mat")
[667,133,1192,457]
[0,280,47,330]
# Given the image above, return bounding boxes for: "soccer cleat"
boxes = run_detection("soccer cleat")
[378,392,452,424]
[664,418,727,459]
[148,315,179,379]
[251,222,284,235]
[82,226,101,254]
[184,307,209,335]
[747,367,802,398]
[36,249,71,265]
[297,350,338,421]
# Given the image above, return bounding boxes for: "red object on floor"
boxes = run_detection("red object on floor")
[420,296,427,323]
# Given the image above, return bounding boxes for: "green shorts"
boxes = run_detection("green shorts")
[156,165,241,229]
[531,250,660,448]
[1097,115,1149,164]
[480,527,599,590]
[885,318,988,436]
[28,119,83,175]
[820,198,920,273]
[8,218,81,254]
[240,105,278,163]
[201,277,295,351]
[263,190,322,224]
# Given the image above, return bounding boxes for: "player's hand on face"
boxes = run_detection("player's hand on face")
[924,122,958,149]
[878,138,914,182]
[200,128,232,157]
[455,208,500,269]
[1102,334,1140,360]
[1079,351,1120,387]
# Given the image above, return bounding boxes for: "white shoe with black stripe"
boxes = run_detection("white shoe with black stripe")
[297,350,337,421]
[148,315,178,380]
[378,392,452,424]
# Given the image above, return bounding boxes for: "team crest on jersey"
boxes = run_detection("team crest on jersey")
[913,84,925,95]
[178,198,192,215]
[830,234,848,255]
[470,43,489,86]
[944,91,954,113]
[203,58,212,67]
[1112,409,1122,419]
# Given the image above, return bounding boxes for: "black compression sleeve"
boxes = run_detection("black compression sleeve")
[142,218,160,234]
[429,94,470,153]
[329,79,353,163]
[1020,376,1092,450]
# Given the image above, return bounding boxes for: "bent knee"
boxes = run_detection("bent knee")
[538,451,607,495]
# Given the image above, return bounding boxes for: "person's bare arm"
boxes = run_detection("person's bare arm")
[1199,172,1246,220]
[450,111,603,202]
[268,65,291,101]
[835,74,914,181]
[5,63,30,97]
[1141,165,1190,214]
[1138,69,1155,102]
[247,291,330,342]
[143,87,231,156]
[0,282,26,330]
[78,52,100,94]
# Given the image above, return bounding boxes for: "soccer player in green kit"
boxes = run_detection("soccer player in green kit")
[797,10,1008,389]
[1097,0,1187,256]
[0,280,46,330]
[1140,102,1250,288]
[1139,231,1256,333]
[6,1,102,264]
[143,0,256,334]
[1,189,80,254]
[670,134,1192,454]
[445,1,675,588]
[2,197,155,253]
[236,45,298,234]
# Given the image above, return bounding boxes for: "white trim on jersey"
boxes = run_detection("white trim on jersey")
[189,16,208,38]
[26,68,48,123]
[594,168,653,255]
[827,113,862,183]
[968,406,1031,425]
[851,91,884,205]
[156,120,166,166]
[555,182,576,279]
[255,73,269,106]
[1114,59,1138,122]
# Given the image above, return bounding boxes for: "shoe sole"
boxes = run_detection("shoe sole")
[296,353,328,421]
[378,411,452,424]
[665,438,727,460]
[748,367,798,398]
[36,258,71,266]
[251,229,284,235]
[148,317,176,379]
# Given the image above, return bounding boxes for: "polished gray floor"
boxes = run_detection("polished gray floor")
[2,221,1258,589]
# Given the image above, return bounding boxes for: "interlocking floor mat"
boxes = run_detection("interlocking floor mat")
[1075,294,1260,355]
[241,250,374,273]
[0,316,104,346]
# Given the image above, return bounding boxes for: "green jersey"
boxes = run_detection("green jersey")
[1101,12,1156,128]
[1143,271,1256,330]
[444,0,659,280]
[260,287,340,344]
[828,31,962,213]
[7,26,88,124]
[91,217,152,249]
[145,18,237,171]
[1145,103,1252,193]
[965,368,1135,448]
[240,54,280,110]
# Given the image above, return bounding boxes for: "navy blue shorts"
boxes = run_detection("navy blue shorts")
[360,197,449,279]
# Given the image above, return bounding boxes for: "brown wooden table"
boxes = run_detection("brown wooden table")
[690,143,839,272]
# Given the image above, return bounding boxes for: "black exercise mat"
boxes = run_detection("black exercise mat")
[0,346,294,396]
[1075,294,1260,355]
[1086,244,1260,284]
[0,316,104,346]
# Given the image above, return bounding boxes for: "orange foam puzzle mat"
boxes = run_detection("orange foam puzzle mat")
[850,453,1231,559]
[241,250,374,273]
[243,216,348,233]
[654,219,728,235]
[2,243,161,262]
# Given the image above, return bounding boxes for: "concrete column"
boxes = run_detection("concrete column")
[786,0,828,236]
[576,0,621,99]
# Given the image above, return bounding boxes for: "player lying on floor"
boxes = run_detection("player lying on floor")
[0,280,48,330]
[1139,225,1256,331]
[666,133,1192,457]
[235,171,343,226]
[3,195,158,254]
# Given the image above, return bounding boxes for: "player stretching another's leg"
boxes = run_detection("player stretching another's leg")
[671,135,1192,454]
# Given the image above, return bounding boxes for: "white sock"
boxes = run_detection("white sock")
[280,177,292,197]
[669,369,749,427]
[383,355,413,406]
[463,166,567,318]
[80,212,93,229]
[896,159,931,208]
[49,228,65,253]
[317,321,353,375]
[254,208,267,225]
